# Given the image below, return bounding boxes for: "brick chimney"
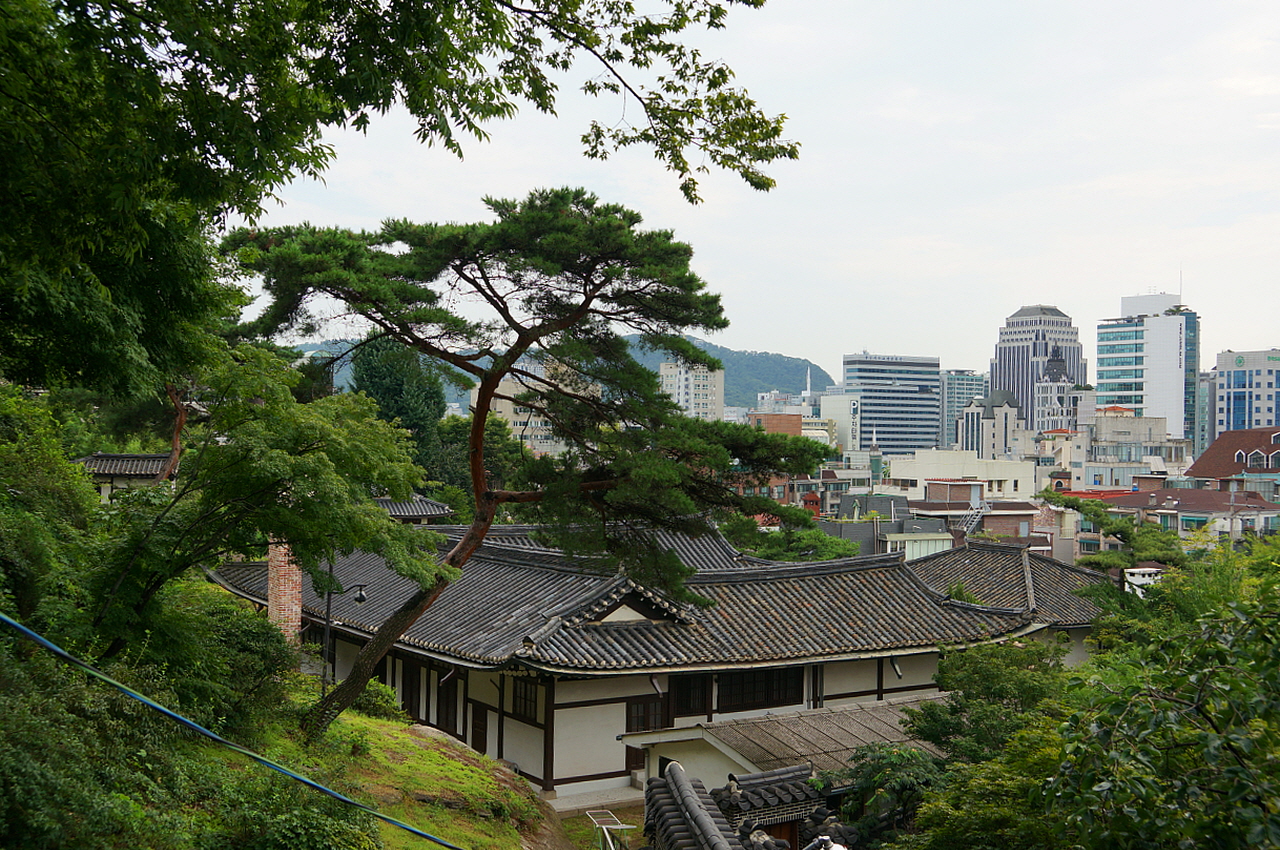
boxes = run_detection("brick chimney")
[267,540,302,645]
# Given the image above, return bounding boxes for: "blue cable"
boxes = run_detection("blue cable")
[0,611,468,850]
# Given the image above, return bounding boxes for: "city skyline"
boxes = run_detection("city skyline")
[247,1,1280,380]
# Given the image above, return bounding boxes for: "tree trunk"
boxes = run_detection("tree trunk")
[300,579,448,741]
[300,496,500,741]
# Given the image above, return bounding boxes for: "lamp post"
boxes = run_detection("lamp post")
[321,563,367,697]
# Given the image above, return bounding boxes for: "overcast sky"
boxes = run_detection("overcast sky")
[250,0,1280,385]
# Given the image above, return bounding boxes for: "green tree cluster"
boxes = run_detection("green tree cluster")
[720,511,860,561]
[878,536,1280,850]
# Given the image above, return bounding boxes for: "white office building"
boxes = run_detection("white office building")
[1095,293,1200,440]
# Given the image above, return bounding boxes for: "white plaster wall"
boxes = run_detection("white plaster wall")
[332,638,361,682]
[503,721,544,779]
[889,653,938,689]
[822,659,878,697]
[469,672,501,707]
[647,740,749,787]
[554,703,627,778]
[557,674,659,704]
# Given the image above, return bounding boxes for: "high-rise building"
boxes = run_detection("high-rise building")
[939,369,988,448]
[821,352,940,456]
[990,305,1087,425]
[1210,349,1280,440]
[1095,293,1199,439]
[660,361,724,421]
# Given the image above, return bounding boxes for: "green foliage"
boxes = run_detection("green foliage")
[352,334,447,477]
[822,743,944,842]
[945,581,982,604]
[903,640,1068,763]
[435,414,527,493]
[1040,491,1186,572]
[0,586,354,850]
[887,720,1072,850]
[1078,538,1254,650]
[351,681,411,723]
[720,512,860,561]
[1051,584,1280,848]
[4,0,794,394]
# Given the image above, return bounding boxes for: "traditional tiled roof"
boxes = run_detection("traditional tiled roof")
[76,452,171,478]
[1186,428,1280,479]
[701,694,943,776]
[213,527,1040,675]
[646,762,745,850]
[373,494,455,520]
[906,541,1105,627]
[712,765,820,825]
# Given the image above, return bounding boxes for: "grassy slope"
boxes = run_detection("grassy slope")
[332,713,543,849]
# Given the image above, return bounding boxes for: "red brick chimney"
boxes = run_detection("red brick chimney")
[267,540,302,645]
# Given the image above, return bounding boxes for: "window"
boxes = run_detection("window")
[717,668,803,712]
[672,674,711,717]
[626,695,668,732]
[511,678,538,724]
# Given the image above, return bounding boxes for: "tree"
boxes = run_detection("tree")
[435,414,527,493]
[821,743,945,843]
[351,334,448,475]
[3,0,796,394]
[227,187,830,737]
[886,721,1073,850]
[902,640,1068,764]
[720,511,860,561]
[1040,491,1185,574]
[1050,585,1280,848]
[82,345,440,662]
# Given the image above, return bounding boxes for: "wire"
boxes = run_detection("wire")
[0,611,467,850]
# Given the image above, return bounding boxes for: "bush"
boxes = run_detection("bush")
[350,680,410,722]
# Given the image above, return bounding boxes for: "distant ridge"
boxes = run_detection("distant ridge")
[623,335,834,409]
[299,337,834,411]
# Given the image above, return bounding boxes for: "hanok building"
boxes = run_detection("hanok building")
[213,527,1103,800]
[77,452,174,501]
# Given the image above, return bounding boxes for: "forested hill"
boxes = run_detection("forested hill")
[623,336,834,408]
[300,338,834,410]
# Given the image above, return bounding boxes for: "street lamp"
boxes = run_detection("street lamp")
[321,564,368,697]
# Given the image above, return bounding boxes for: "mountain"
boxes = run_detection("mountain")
[300,337,834,411]
[623,336,834,409]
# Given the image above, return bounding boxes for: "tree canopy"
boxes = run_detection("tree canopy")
[2,0,796,394]
[227,187,830,734]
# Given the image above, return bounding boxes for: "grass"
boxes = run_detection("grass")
[558,804,645,850]
[325,712,545,849]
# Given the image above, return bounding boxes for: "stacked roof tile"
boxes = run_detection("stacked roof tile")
[76,452,171,477]
[214,528,1054,675]
[907,541,1105,627]
[698,694,944,775]
[645,762,745,850]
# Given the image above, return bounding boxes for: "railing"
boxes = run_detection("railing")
[587,810,637,850]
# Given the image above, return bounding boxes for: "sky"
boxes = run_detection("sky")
[248,0,1280,385]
